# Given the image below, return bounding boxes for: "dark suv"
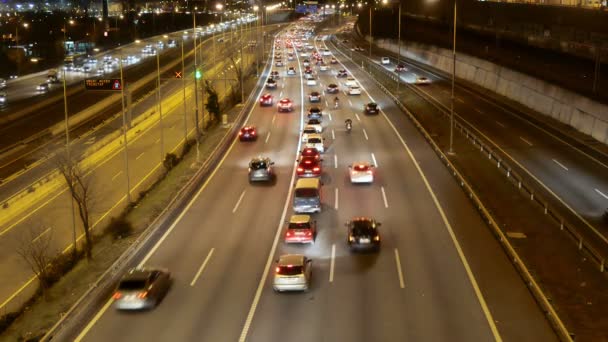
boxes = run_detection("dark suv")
[346,218,381,252]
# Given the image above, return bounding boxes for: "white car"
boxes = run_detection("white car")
[276,60,284,67]
[287,67,297,75]
[381,57,390,65]
[415,76,431,85]
[300,52,309,57]
[301,125,318,143]
[348,85,362,95]
[306,118,323,133]
[273,254,312,292]
[322,49,331,56]
[304,134,325,153]
[306,77,317,86]
[319,64,328,71]
[345,77,357,87]
[0,92,6,104]
[349,162,374,183]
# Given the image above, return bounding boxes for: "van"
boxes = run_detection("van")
[293,178,322,213]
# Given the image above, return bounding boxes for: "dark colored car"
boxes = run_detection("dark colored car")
[266,78,278,89]
[394,64,407,73]
[308,91,321,103]
[113,268,172,310]
[346,218,381,252]
[337,69,348,78]
[248,157,275,182]
[364,102,380,115]
[326,83,339,94]
[307,107,323,120]
[239,126,257,141]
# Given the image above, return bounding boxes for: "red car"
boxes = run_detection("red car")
[278,98,294,112]
[284,215,316,244]
[260,93,273,106]
[299,147,321,161]
[394,64,407,73]
[297,157,322,177]
[239,126,257,141]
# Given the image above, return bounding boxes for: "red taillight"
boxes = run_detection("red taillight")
[137,291,148,299]
[305,230,312,236]
[239,131,243,135]
[275,267,280,273]
[286,230,293,236]
[313,167,320,172]
[297,167,304,173]
[251,131,256,135]
[113,292,122,300]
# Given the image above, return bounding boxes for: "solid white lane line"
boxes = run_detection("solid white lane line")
[355,113,361,121]
[520,137,533,146]
[32,227,51,243]
[282,83,285,88]
[371,153,378,166]
[75,299,113,341]
[271,115,276,125]
[279,91,283,97]
[190,248,215,286]
[596,189,608,200]
[328,113,333,121]
[325,100,329,107]
[329,244,336,283]
[232,190,246,213]
[363,128,369,141]
[334,154,338,168]
[394,248,405,289]
[332,53,502,340]
[111,171,123,181]
[332,129,335,140]
[381,187,389,208]
[552,159,569,171]
[334,188,339,209]
[495,121,506,128]
[265,131,271,144]
[135,152,145,160]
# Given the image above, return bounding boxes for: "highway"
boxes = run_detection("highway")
[340,32,608,245]
[0,22,269,314]
[69,22,556,342]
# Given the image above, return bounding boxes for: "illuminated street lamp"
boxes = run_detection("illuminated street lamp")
[15,22,28,46]
[382,0,402,90]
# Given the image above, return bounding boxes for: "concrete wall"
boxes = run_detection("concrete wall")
[375,37,608,144]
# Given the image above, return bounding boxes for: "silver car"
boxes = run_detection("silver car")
[113,268,172,310]
[248,157,275,183]
[273,254,312,292]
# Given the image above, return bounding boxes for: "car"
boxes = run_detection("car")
[0,91,6,104]
[285,215,316,244]
[301,125,318,143]
[300,147,321,161]
[364,102,380,115]
[270,70,280,79]
[82,65,92,73]
[288,54,295,61]
[304,134,325,153]
[308,91,321,103]
[326,83,339,94]
[348,85,362,95]
[248,157,275,182]
[395,64,407,73]
[297,156,322,177]
[319,63,328,71]
[273,254,312,292]
[337,69,348,78]
[266,78,278,89]
[381,57,390,65]
[239,126,257,141]
[349,162,374,183]
[278,98,294,112]
[274,53,282,59]
[0,78,6,90]
[304,71,314,80]
[300,52,309,57]
[346,218,381,252]
[307,107,323,120]
[330,57,338,64]
[306,77,317,86]
[322,49,331,56]
[259,93,273,106]
[275,59,284,67]
[287,66,297,75]
[112,268,172,310]
[36,83,50,93]
[306,118,323,133]
[415,76,431,85]
[345,77,358,87]
[302,59,310,67]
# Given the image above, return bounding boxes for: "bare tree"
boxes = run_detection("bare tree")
[54,150,95,260]
[15,226,56,297]
[228,55,244,103]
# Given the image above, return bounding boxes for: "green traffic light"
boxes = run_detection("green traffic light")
[195,69,202,79]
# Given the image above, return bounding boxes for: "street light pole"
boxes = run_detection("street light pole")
[369,6,372,58]
[397,3,402,90]
[181,39,188,143]
[156,52,165,160]
[62,67,77,257]
[193,10,201,144]
[119,56,132,203]
[449,0,457,154]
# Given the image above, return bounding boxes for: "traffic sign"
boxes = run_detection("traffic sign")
[85,78,123,91]
[175,71,183,79]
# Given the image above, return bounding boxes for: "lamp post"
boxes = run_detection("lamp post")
[382,0,402,90]
[15,22,28,46]
[449,0,457,154]
[253,5,260,77]
[192,8,201,142]
[369,5,372,58]
[63,20,75,55]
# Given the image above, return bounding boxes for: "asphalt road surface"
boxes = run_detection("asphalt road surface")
[72,23,556,342]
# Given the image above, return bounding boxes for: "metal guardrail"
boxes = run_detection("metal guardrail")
[328,37,573,342]
[39,37,276,341]
[333,37,608,274]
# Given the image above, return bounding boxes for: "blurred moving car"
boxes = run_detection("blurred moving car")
[394,64,407,73]
[381,57,390,65]
[113,268,172,310]
[306,76,317,86]
[239,126,257,141]
[306,118,323,133]
[307,106,323,120]
[0,91,6,104]
[266,78,278,89]
[304,134,325,153]
[301,125,318,143]
[278,98,294,112]
[349,162,374,183]
[348,85,362,95]
[299,147,321,161]
[346,218,381,252]
[330,57,338,64]
[248,157,275,182]
[259,93,274,106]
[273,254,313,292]
[36,83,50,93]
[364,102,380,115]
[287,66,297,75]
[308,91,321,103]
[285,215,316,244]
[337,69,348,78]
[270,70,280,79]
[0,78,6,90]
[414,76,431,85]
[326,83,339,94]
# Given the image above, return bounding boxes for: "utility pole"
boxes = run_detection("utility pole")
[182,39,188,143]
[449,0,457,154]
[62,68,77,257]
[156,52,164,160]
[119,56,132,202]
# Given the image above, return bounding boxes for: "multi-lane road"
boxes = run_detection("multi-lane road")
[66,23,557,342]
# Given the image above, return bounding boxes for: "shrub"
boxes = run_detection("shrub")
[105,217,133,240]
[163,153,179,172]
